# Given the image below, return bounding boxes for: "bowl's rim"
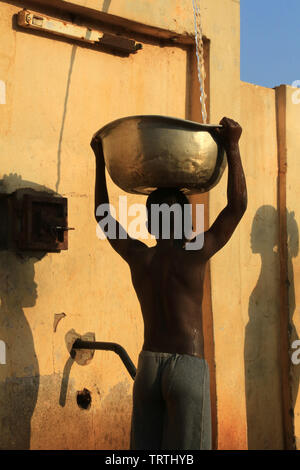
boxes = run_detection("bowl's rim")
[92,114,222,140]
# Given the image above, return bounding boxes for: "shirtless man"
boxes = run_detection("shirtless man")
[91,117,247,450]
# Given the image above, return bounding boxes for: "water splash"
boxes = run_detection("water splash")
[192,0,207,124]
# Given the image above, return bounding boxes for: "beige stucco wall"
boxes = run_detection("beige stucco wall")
[208,79,284,449]
[240,82,283,449]
[1,0,299,450]
[0,1,188,449]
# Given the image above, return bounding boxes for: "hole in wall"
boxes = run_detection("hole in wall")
[77,388,92,410]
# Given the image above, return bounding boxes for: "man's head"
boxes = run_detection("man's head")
[146,188,192,245]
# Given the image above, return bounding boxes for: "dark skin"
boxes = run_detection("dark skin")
[91,117,247,359]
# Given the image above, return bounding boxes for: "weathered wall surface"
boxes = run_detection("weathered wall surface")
[203,1,246,450]
[0,1,188,449]
[1,0,300,451]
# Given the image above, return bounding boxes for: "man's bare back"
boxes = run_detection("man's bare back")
[91,117,247,360]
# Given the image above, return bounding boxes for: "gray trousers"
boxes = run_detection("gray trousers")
[130,350,212,450]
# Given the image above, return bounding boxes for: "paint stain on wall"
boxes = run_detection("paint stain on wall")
[94,380,132,449]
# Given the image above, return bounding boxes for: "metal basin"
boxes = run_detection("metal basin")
[92,115,226,195]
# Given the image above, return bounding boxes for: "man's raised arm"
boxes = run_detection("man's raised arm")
[201,117,247,259]
[91,138,147,262]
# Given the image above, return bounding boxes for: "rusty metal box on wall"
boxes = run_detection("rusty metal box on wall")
[0,191,70,252]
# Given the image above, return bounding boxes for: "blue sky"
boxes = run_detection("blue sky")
[240,0,299,89]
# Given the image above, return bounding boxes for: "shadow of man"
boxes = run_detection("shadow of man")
[0,251,41,449]
[287,212,299,415]
[0,174,56,449]
[244,205,299,449]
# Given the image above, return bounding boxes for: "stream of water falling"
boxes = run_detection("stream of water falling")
[192,0,207,124]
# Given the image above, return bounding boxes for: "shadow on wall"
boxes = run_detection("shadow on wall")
[0,174,55,449]
[59,329,96,408]
[102,0,112,13]
[287,212,299,414]
[244,205,299,450]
